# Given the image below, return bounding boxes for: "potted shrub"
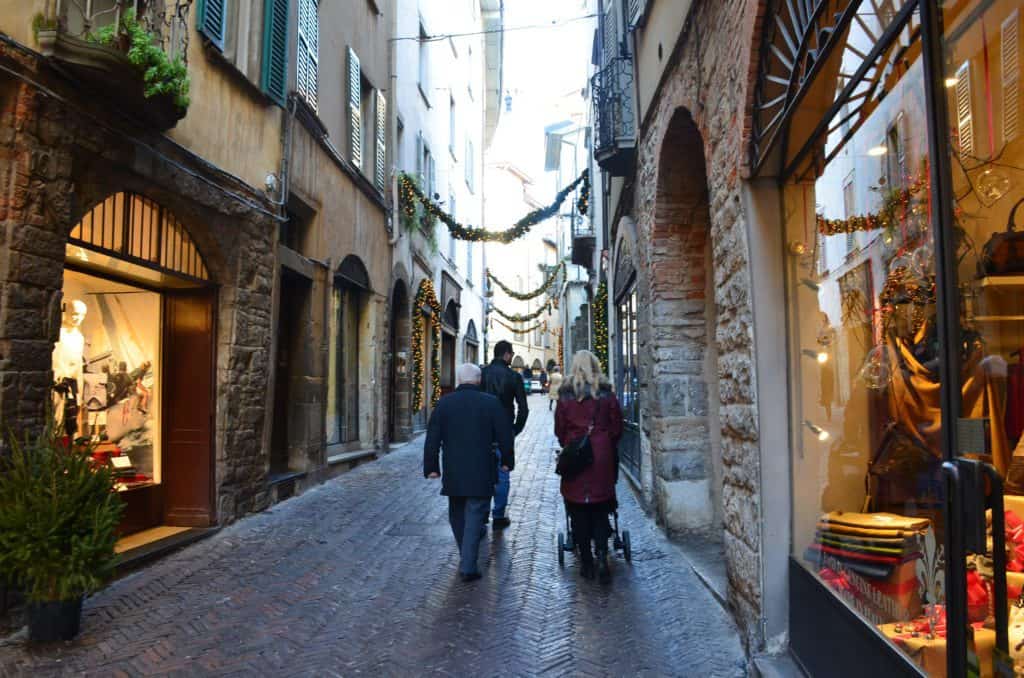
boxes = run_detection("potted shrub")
[0,427,124,642]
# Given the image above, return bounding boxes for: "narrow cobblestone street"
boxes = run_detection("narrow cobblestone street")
[0,397,747,677]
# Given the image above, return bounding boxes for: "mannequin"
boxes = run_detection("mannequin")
[51,299,87,435]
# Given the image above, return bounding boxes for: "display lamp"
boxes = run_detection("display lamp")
[804,420,830,442]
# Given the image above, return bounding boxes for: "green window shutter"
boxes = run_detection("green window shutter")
[375,90,387,191]
[348,47,362,167]
[198,0,227,50]
[261,0,290,106]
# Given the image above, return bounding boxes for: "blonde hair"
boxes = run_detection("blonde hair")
[567,350,610,401]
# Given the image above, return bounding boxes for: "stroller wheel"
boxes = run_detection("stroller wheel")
[622,530,632,563]
[557,532,566,567]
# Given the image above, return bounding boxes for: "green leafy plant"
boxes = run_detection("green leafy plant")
[398,172,438,250]
[0,427,124,602]
[91,10,190,110]
[31,12,58,42]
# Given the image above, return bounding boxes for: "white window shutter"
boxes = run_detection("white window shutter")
[955,61,974,157]
[375,90,387,191]
[349,47,362,168]
[628,0,647,27]
[297,0,319,111]
[1004,11,1021,143]
[416,132,424,184]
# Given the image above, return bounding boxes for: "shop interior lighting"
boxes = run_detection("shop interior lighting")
[944,77,959,88]
[804,420,830,442]
[76,247,89,262]
[802,349,829,363]
[867,144,888,157]
[799,278,820,291]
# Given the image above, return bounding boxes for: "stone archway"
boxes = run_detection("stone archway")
[389,279,412,442]
[645,107,721,534]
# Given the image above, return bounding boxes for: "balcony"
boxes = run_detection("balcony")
[35,1,191,129]
[570,218,596,270]
[590,56,636,177]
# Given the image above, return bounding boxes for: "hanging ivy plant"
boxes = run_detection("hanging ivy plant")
[91,10,191,110]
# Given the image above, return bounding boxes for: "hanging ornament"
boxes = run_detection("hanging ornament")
[858,345,892,390]
[977,168,1012,202]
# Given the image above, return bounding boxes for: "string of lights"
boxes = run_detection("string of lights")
[411,279,443,411]
[593,281,608,373]
[491,316,546,336]
[491,301,551,324]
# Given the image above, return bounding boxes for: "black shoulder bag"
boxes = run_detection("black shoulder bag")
[555,398,600,479]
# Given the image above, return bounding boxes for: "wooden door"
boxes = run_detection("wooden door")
[163,290,215,526]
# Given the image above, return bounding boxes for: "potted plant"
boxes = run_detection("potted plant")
[0,426,124,642]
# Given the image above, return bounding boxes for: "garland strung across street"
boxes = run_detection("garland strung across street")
[816,172,928,237]
[492,316,546,335]
[411,279,443,411]
[398,169,590,243]
[487,262,564,301]
[491,301,551,323]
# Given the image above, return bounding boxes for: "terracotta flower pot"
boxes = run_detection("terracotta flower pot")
[27,597,83,642]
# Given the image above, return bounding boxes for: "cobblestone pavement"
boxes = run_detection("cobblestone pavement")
[0,395,747,677]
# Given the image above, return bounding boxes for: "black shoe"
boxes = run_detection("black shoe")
[596,553,611,585]
[492,517,511,529]
[460,571,482,582]
[579,561,596,580]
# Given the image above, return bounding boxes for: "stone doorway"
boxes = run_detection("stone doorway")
[389,280,412,442]
[646,108,722,534]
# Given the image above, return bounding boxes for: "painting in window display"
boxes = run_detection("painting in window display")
[942,1,1024,672]
[784,6,960,673]
[52,270,161,491]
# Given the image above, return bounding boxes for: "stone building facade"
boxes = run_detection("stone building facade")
[590,0,782,653]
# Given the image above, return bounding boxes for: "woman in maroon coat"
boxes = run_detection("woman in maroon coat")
[554,350,623,583]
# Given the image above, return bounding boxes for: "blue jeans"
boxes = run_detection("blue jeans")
[492,446,510,519]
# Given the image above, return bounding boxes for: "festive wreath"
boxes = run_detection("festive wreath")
[412,279,443,411]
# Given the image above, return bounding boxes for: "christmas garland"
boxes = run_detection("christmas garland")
[557,327,564,371]
[492,316,546,335]
[593,281,608,373]
[817,173,929,237]
[412,279,443,411]
[399,169,590,243]
[491,301,551,323]
[577,171,590,216]
[487,262,564,301]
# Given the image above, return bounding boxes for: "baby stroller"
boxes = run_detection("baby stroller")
[556,501,632,566]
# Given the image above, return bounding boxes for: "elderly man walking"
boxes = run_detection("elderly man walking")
[424,363,515,582]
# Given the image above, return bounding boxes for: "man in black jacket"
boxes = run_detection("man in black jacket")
[480,340,529,528]
[424,363,514,582]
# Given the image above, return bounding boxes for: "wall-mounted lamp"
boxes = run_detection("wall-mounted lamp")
[802,349,829,364]
[804,420,830,442]
[867,144,888,157]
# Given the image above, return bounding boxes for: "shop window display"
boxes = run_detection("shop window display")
[785,0,1024,673]
[52,270,161,492]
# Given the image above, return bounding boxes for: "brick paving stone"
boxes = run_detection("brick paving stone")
[0,395,748,677]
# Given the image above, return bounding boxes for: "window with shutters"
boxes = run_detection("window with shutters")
[466,242,474,286]
[627,0,647,28]
[955,61,973,157]
[374,90,387,192]
[467,46,475,100]
[1004,11,1021,143]
[465,138,475,193]
[360,75,374,177]
[198,0,227,51]
[296,0,318,111]
[348,48,362,168]
[449,97,457,159]
[418,21,431,106]
[448,190,457,264]
[261,0,290,105]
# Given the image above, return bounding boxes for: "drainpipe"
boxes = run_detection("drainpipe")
[387,0,401,247]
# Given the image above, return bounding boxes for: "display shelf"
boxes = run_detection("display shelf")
[972,315,1024,322]
[979,276,1024,288]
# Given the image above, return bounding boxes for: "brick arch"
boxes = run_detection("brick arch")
[641,106,720,534]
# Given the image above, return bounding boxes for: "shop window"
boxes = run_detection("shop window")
[616,284,640,481]
[783,4,952,669]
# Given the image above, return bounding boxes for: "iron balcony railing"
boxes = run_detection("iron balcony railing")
[590,55,636,173]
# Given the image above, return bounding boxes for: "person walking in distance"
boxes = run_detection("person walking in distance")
[555,350,623,584]
[480,340,529,529]
[424,363,514,582]
[546,365,563,411]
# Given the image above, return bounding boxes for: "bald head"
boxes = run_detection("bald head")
[456,363,481,386]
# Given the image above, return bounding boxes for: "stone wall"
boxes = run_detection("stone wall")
[0,44,278,525]
[624,0,766,649]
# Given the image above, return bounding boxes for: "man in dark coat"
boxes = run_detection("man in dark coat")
[424,363,515,581]
[480,340,529,528]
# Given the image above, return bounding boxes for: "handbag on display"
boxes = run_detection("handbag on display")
[865,424,943,514]
[555,399,600,480]
[979,197,1024,276]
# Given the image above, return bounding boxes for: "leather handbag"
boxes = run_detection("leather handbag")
[556,400,600,479]
[980,197,1024,276]
[865,424,943,514]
